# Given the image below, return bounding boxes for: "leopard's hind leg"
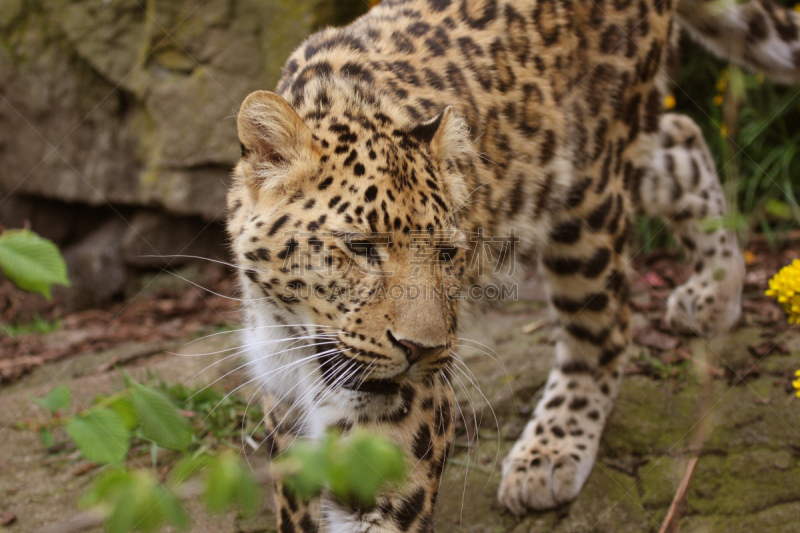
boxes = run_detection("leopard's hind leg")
[638,113,745,336]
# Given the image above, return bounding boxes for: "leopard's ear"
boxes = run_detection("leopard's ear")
[409,107,474,216]
[237,90,313,165]
[408,107,472,162]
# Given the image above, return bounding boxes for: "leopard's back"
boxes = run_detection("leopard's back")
[275,0,675,286]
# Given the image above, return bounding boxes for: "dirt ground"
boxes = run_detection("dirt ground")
[1,243,800,533]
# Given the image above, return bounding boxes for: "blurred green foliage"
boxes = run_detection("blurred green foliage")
[24,377,407,532]
[670,0,800,237]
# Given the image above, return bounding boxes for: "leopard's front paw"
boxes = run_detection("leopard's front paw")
[497,421,594,515]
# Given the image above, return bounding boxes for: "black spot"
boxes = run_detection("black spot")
[407,21,431,36]
[299,513,317,533]
[280,508,295,533]
[552,292,609,313]
[394,488,426,530]
[304,34,365,61]
[412,425,433,460]
[318,176,334,190]
[566,177,592,208]
[543,255,583,275]
[268,214,290,236]
[551,425,566,438]
[551,219,582,244]
[568,397,588,411]
[354,163,366,176]
[460,0,498,30]
[560,360,593,374]
[341,61,374,83]
[539,129,557,164]
[644,88,661,133]
[277,238,299,260]
[343,149,358,167]
[566,323,610,345]
[545,395,565,409]
[365,185,379,202]
[583,248,611,278]
[587,195,614,231]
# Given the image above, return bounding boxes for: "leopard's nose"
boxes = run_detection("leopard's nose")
[398,339,443,365]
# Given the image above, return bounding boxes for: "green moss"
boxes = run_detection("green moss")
[682,501,800,533]
[639,456,683,510]
[689,451,800,516]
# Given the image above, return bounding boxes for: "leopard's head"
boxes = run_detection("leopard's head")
[226,85,474,415]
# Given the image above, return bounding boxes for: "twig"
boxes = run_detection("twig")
[657,455,699,533]
[657,341,717,533]
[40,470,274,533]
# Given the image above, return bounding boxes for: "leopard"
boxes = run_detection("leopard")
[225,0,800,530]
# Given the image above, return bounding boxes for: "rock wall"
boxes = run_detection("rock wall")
[0,0,364,220]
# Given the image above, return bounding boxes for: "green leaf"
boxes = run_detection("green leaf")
[278,431,406,508]
[66,408,130,464]
[33,385,71,414]
[277,441,329,501]
[130,384,191,450]
[0,229,69,299]
[169,455,213,487]
[203,452,259,515]
[81,469,132,508]
[39,427,52,447]
[85,470,187,533]
[326,432,405,507]
[109,397,138,431]
[764,198,794,220]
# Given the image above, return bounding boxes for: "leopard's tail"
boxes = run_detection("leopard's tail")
[677,0,800,84]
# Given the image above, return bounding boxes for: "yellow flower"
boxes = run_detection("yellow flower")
[713,94,725,106]
[743,249,756,265]
[664,94,676,110]
[720,123,729,138]
[794,370,800,398]
[765,259,800,324]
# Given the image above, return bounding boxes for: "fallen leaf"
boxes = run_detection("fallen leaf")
[748,342,789,359]
[634,329,681,351]
[1,511,17,526]
[73,462,98,476]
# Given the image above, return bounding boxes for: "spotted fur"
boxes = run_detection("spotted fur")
[225,0,799,529]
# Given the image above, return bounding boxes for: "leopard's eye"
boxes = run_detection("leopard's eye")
[437,246,459,263]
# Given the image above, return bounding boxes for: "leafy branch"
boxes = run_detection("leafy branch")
[0,228,69,299]
[22,381,407,533]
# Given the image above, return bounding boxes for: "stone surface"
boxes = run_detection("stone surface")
[119,211,228,268]
[61,218,128,309]
[0,0,364,219]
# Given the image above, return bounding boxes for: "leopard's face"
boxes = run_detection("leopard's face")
[227,89,473,410]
